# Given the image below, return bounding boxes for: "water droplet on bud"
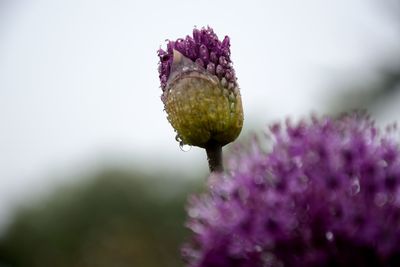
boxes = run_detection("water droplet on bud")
[350,178,360,195]
[179,142,192,152]
[325,231,334,241]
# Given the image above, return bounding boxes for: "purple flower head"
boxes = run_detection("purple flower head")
[184,113,400,267]
[158,26,237,96]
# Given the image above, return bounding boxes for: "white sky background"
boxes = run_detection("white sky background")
[0,0,399,227]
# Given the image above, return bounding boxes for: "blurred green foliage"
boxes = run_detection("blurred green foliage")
[0,169,201,267]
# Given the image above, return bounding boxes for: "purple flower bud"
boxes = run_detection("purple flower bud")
[219,56,228,67]
[215,64,224,77]
[206,62,216,75]
[157,27,243,148]
[195,58,205,68]
[184,113,400,267]
[209,51,218,64]
[199,44,209,62]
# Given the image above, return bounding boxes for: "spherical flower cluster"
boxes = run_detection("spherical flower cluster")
[157,27,243,148]
[183,113,400,267]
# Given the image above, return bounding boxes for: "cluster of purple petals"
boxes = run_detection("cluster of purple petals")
[158,26,236,91]
[183,113,400,267]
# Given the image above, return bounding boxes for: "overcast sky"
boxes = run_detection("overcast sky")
[0,0,399,228]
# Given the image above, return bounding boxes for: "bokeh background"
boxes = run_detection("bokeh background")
[0,0,399,266]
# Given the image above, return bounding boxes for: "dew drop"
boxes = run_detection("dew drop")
[374,192,388,207]
[221,77,228,88]
[378,160,388,168]
[179,142,192,152]
[254,245,262,252]
[188,208,199,218]
[229,92,235,102]
[325,231,334,241]
[350,178,360,195]
[254,174,265,185]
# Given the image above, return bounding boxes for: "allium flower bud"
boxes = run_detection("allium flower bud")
[158,27,243,148]
[183,113,400,267]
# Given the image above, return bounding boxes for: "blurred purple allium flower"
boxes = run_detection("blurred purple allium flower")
[184,113,400,267]
[157,27,243,150]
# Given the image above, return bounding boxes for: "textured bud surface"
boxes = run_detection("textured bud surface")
[158,27,243,148]
[183,113,400,267]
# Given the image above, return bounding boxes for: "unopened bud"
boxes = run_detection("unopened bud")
[158,27,243,148]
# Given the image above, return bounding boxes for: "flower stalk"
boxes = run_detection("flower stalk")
[205,141,223,172]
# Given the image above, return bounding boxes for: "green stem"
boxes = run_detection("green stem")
[205,141,223,173]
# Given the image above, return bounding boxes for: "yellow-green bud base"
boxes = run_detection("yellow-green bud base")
[164,71,243,148]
